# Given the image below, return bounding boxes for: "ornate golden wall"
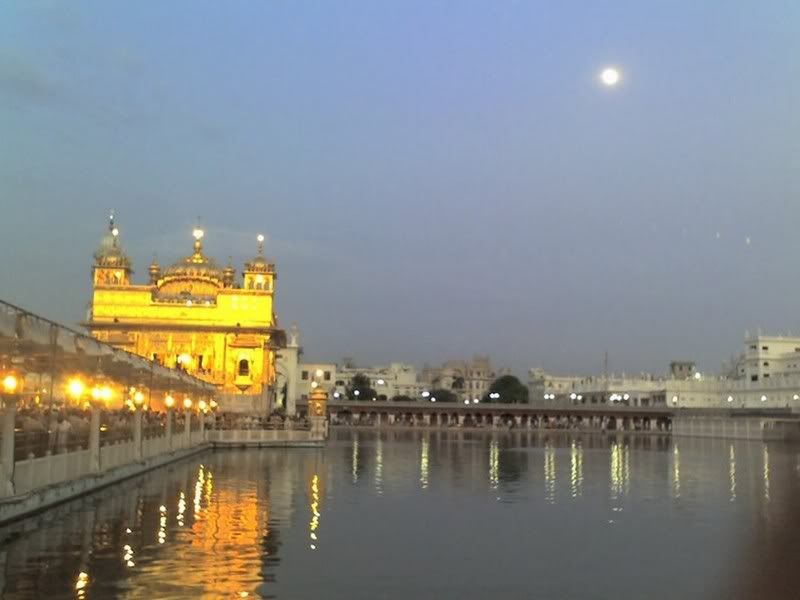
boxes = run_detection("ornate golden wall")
[86,222,282,405]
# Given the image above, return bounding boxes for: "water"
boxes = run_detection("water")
[0,429,798,599]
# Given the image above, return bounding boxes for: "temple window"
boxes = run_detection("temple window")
[238,359,250,376]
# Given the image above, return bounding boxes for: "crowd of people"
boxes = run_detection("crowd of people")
[8,406,310,459]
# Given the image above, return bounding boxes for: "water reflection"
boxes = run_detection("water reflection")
[488,439,499,490]
[308,474,321,550]
[351,434,359,484]
[420,436,429,490]
[0,434,796,599]
[544,441,556,504]
[672,443,681,500]
[610,441,630,500]
[729,444,736,502]
[762,444,770,503]
[570,441,583,498]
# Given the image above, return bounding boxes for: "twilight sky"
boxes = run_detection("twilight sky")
[1,1,799,378]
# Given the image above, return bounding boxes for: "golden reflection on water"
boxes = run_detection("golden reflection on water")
[570,441,583,498]
[544,442,556,504]
[420,437,429,490]
[488,439,499,490]
[75,571,88,599]
[177,491,186,527]
[729,444,736,502]
[309,474,321,550]
[158,504,167,544]
[762,444,770,503]
[194,465,205,516]
[610,442,630,500]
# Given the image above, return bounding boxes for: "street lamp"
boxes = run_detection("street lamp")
[2,374,18,395]
[183,398,193,410]
[67,377,86,402]
[164,394,175,409]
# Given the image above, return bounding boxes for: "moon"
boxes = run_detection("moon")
[600,67,621,87]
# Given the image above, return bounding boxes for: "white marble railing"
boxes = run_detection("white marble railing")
[207,428,322,444]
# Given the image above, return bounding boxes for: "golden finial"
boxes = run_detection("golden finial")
[192,219,205,257]
[257,233,265,255]
[109,211,119,246]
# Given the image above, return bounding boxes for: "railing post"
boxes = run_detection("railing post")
[89,407,101,472]
[166,409,173,450]
[133,410,143,460]
[0,398,17,496]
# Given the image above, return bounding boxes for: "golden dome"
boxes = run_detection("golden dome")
[158,228,224,301]
[94,214,132,271]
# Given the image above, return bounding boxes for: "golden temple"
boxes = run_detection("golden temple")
[85,215,284,412]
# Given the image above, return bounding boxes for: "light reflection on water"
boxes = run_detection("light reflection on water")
[0,430,797,599]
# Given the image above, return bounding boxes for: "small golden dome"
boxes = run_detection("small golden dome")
[94,214,132,271]
[244,233,275,273]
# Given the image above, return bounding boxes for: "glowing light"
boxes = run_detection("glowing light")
[257,234,264,243]
[727,395,734,403]
[183,397,193,409]
[133,390,145,405]
[311,381,318,389]
[600,67,621,86]
[376,379,385,386]
[2,374,18,394]
[198,399,207,411]
[694,372,702,380]
[421,391,430,398]
[164,394,175,408]
[192,228,204,240]
[177,353,192,366]
[67,378,85,399]
[76,571,89,592]
[315,369,324,378]
[761,394,767,402]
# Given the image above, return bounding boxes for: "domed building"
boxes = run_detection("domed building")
[85,215,285,413]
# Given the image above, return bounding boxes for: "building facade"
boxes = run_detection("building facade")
[422,356,501,400]
[529,336,800,410]
[85,216,284,413]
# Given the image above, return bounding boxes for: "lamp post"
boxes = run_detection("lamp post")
[183,397,192,447]
[164,393,175,450]
[88,379,112,473]
[0,369,21,496]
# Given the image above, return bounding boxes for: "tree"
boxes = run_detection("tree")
[390,394,414,402]
[429,388,458,403]
[483,375,529,404]
[347,373,376,400]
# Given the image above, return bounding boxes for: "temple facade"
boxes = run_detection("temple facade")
[85,215,284,413]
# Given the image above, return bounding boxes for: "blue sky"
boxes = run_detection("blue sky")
[1,1,799,376]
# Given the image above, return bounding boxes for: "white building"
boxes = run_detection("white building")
[528,334,800,411]
[422,355,503,400]
[738,334,800,382]
[334,363,422,400]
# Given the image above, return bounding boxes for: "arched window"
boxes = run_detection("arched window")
[238,359,250,377]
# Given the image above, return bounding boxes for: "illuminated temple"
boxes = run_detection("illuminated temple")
[85,215,285,412]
